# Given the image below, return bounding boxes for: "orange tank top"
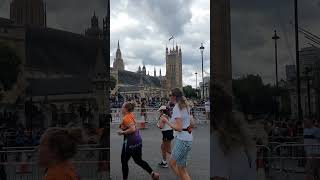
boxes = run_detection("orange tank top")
[43,161,80,180]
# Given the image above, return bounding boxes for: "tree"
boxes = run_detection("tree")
[0,42,22,91]
[232,74,275,117]
[183,85,198,99]
[110,76,117,90]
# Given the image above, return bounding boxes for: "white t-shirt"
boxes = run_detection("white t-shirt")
[172,104,192,141]
[211,132,257,180]
[159,115,172,131]
[304,127,320,155]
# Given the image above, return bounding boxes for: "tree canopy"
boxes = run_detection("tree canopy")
[0,42,22,91]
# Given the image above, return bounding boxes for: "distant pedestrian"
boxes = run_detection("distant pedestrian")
[157,105,174,168]
[205,100,210,120]
[141,100,147,123]
[163,88,194,180]
[38,128,84,180]
[118,102,160,180]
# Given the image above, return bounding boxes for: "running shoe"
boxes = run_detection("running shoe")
[158,161,168,168]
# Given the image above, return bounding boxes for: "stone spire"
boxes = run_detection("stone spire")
[113,40,124,71]
[142,64,146,75]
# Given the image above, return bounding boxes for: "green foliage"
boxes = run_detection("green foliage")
[232,74,275,115]
[0,42,22,91]
[183,85,198,99]
[110,75,117,90]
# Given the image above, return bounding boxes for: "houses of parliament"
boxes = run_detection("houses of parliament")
[0,0,108,128]
[0,0,184,127]
[110,40,183,100]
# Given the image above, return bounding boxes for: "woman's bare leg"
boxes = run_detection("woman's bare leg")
[161,142,166,161]
[178,166,191,180]
[169,158,180,177]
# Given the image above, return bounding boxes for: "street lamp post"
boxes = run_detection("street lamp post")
[195,72,198,98]
[195,72,198,89]
[272,30,280,89]
[272,30,280,121]
[200,43,205,100]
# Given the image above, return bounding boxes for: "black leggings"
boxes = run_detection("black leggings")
[121,143,153,179]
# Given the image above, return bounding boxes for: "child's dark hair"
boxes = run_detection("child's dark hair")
[124,102,135,112]
[161,108,171,118]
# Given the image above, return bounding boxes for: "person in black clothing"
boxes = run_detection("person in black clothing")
[118,102,159,180]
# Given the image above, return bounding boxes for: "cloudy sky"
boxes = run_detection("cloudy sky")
[110,0,210,88]
[1,0,318,86]
[230,0,320,84]
[0,0,107,36]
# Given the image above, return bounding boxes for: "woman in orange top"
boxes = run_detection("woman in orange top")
[38,128,83,180]
[118,102,160,180]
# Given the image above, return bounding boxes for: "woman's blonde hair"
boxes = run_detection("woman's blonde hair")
[171,88,189,110]
[212,85,254,154]
[44,128,84,161]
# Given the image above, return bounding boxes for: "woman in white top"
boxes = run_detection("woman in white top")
[211,85,257,180]
[157,105,174,168]
[163,88,194,180]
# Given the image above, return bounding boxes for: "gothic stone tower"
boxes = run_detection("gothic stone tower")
[166,45,182,91]
[85,12,103,39]
[10,0,47,27]
[92,48,107,128]
[213,0,232,94]
[113,40,125,71]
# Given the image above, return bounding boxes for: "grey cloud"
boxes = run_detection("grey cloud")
[0,0,107,33]
[0,0,10,18]
[230,0,320,83]
[126,0,193,36]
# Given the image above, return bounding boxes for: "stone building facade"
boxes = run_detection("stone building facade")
[110,42,183,100]
[0,0,109,129]
[166,45,183,91]
[10,0,47,27]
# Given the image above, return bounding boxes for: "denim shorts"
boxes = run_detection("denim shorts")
[171,138,192,167]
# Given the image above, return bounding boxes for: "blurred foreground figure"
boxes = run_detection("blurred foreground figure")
[38,128,84,180]
[211,85,257,180]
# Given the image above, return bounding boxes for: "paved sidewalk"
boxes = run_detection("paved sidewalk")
[110,124,210,179]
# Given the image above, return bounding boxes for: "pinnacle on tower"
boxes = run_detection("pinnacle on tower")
[91,11,99,28]
[142,64,146,75]
[117,40,120,49]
